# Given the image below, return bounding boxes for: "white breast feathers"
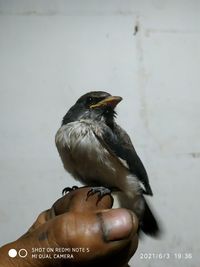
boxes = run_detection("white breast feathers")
[55,119,140,196]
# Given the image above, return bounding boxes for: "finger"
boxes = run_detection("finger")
[52,186,114,216]
[25,187,114,234]
[16,208,138,267]
[21,210,50,236]
[32,208,138,266]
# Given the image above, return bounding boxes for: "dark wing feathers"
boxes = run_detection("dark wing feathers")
[100,123,153,196]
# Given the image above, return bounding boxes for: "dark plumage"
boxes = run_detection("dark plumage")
[55,91,159,236]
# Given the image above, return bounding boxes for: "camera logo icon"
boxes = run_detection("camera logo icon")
[8,248,28,258]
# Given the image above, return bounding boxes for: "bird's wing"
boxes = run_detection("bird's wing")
[96,123,153,196]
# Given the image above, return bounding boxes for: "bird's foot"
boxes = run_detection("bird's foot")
[87,186,112,203]
[62,186,79,195]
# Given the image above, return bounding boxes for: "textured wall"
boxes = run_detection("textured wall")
[0,1,199,266]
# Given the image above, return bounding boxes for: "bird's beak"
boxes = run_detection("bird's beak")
[90,96,122,109]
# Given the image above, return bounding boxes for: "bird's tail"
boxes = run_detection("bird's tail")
[117,192,160,237]
[140,196,160,237]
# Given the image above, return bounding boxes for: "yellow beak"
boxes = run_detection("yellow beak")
[90,96,122,109]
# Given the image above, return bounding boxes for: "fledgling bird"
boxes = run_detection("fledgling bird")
[55,91,159,236]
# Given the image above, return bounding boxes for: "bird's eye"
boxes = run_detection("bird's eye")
[104,108,111,115]
[86,96,104,107]
[87,97,95,105]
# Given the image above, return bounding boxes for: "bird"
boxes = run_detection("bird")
[55,91,159,236]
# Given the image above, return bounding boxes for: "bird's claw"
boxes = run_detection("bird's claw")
[87,186,111,204]
[62,186,79,195]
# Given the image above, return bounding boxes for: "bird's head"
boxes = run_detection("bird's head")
[62,91,122,128]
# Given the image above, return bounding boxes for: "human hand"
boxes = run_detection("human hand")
[0,187,138,267]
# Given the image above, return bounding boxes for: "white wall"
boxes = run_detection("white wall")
[0,1,199,266]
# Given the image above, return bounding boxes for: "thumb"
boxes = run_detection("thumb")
[32,208,138,266]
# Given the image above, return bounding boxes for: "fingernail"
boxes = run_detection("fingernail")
[98,209,133,242]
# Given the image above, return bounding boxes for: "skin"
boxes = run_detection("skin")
[0,187,138,267]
